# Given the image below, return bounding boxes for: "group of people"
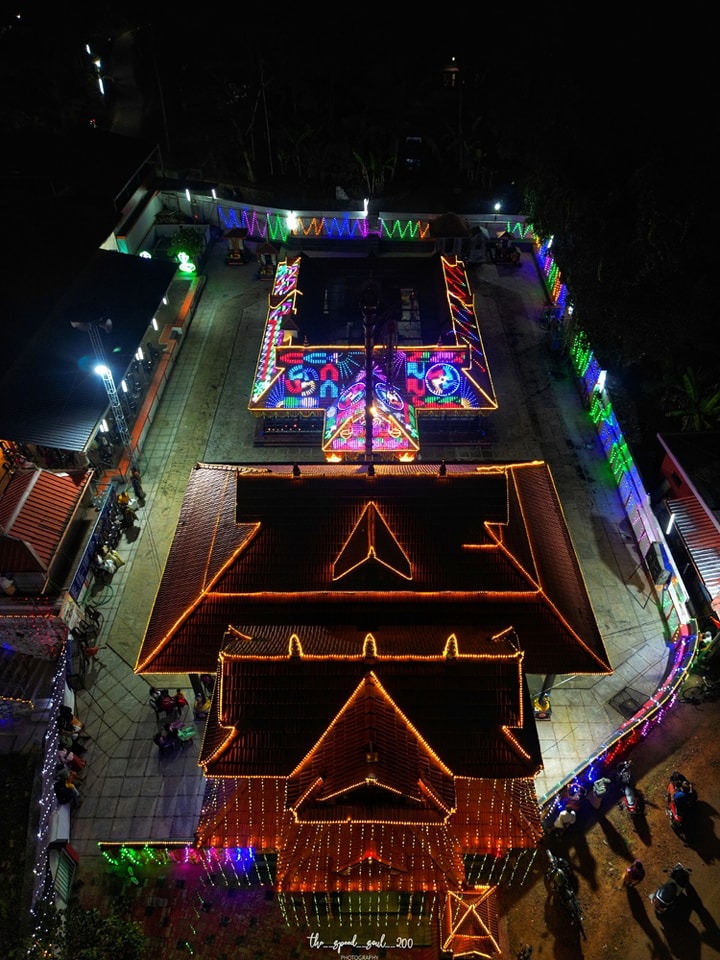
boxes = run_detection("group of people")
[150,687,188,720]
[116,467,145,532]
[54,705,89,808]
[149,687,199,753]
[552,772,618,833]
[153,723,182,750]
[153,721,196,751]
[547,768,700,896]
[116,491,139,530]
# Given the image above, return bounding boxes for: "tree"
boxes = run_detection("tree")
[16,901,147,960]
[352,147,395,197]
[166,227,205,263]
[665,367,720,432]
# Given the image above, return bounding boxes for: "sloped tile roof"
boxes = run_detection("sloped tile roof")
[195,774,543,863]
[275,821,465,893]
[196,776,291,851]
[140,460,599,869]
[0,467,93,571]
[286,671,457,814]
[200,644,540,781]
[136,462,611,677]
[441,887,500,958]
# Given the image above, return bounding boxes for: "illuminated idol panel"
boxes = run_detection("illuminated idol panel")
[249,254,497,459]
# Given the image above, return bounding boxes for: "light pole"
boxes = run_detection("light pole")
[94,363,133,473]
[72,318,136,478]
[359,280,381,465]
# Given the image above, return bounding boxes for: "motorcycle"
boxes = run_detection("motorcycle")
[650,863,691,918]
[666,771,697,835]
[545,849,584,929]
[616,759,641,820]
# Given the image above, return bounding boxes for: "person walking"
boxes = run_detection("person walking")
[130,466,145,502]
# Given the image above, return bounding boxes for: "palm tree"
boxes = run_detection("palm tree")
[351,147,395,197]
[665,366,720,431]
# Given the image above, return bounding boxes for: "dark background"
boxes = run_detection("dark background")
[1,7,717,476]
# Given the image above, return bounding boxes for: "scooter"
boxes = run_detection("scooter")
[545,849,584,928]
[650,863,691,918]
[617,759,641,820]
[666,771,697,835]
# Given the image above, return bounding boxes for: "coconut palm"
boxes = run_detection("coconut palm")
[665,366,720,432]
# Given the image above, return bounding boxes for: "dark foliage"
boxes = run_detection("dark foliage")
[2,15,717,448]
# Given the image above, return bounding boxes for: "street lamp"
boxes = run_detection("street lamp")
[72,317,136,477]
[94,365,131,441]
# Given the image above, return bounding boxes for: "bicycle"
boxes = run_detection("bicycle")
[679,673,720,705]
[73,607,103,642]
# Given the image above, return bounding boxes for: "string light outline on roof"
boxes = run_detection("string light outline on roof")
[287,671,455,780]
[333,501,413,581]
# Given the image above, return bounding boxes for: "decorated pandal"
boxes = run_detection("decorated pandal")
[248,255,497,460]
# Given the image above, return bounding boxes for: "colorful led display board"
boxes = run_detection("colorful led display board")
[248,255,496,459]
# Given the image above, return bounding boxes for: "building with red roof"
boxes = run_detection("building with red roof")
[135,460,610,950]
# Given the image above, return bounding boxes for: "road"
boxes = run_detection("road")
[503,694,720,960]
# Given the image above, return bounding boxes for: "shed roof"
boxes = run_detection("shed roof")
[0,467,93,574]
[0,250,177,449]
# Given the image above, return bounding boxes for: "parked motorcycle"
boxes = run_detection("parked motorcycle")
[616,759,641,820]
[666,771,697,835]
[650,862,691,918]
[545,849,584,929]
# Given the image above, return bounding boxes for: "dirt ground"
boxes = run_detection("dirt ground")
[502,696,720,960]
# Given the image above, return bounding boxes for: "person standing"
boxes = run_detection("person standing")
[130,466,145,502]
[552,807,576,834]
[620,859,645,888]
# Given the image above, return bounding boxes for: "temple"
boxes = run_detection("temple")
[135,461,611,950]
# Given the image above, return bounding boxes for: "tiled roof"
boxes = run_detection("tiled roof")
[140,460,598,867]
[195,774,543,867]
[196,776,291,851]
[200,646,540,781]
[136,462,610,677]
[275,821,465,893]
[441,887,501,958]
[286,671,458,815]
[0,467,93,572]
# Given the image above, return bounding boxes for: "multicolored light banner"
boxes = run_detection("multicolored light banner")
[249,256,496,459]
[218,205,534,246]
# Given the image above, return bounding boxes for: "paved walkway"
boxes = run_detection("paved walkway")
[66,240,669,956]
